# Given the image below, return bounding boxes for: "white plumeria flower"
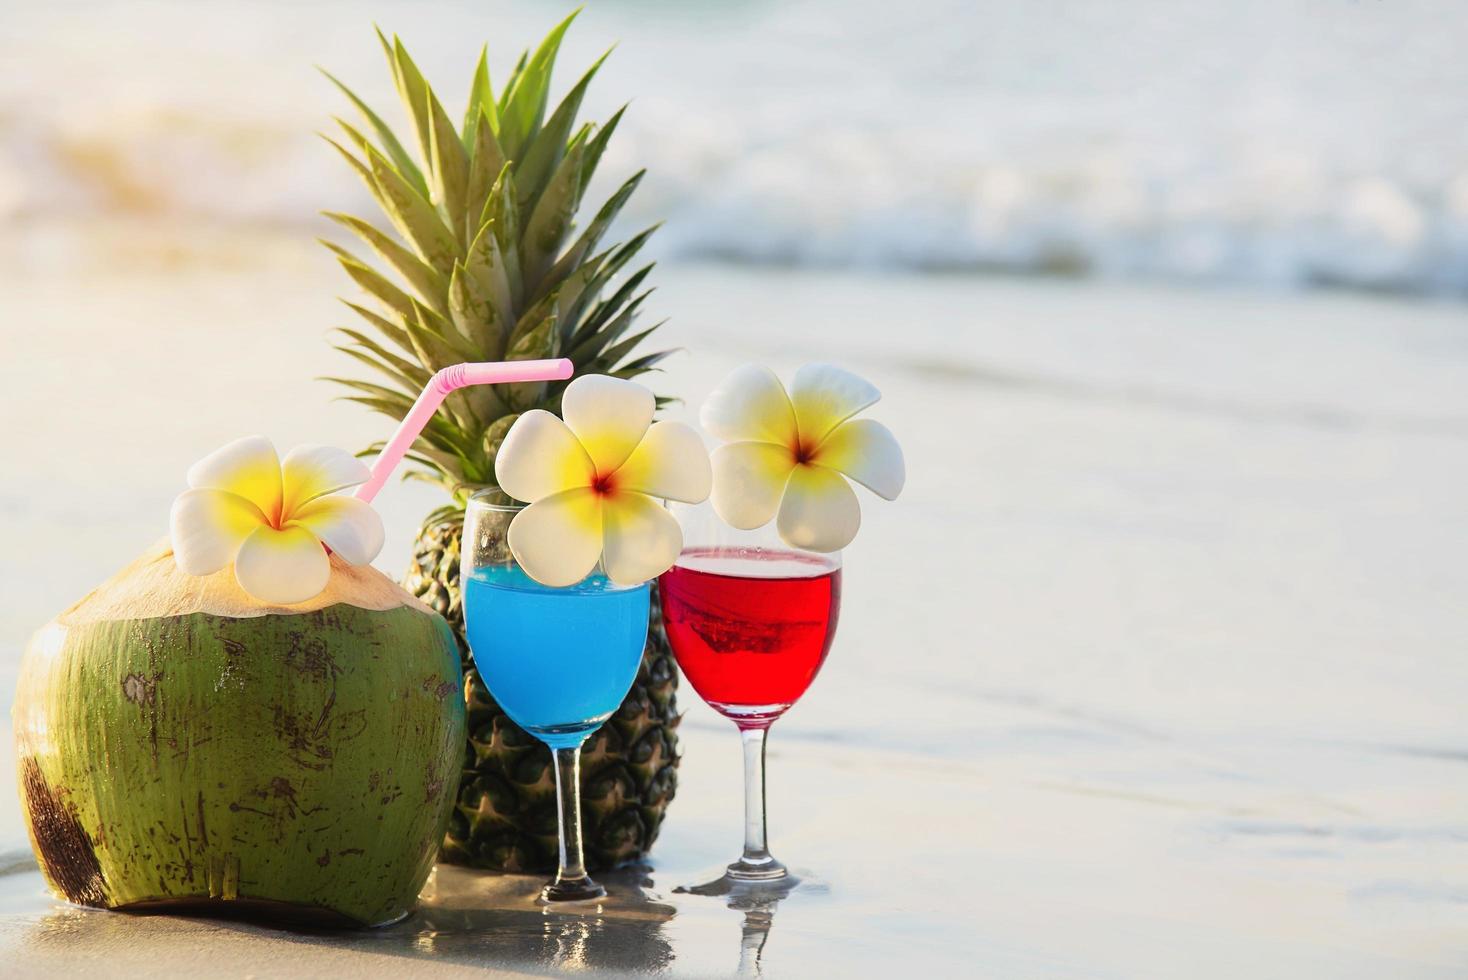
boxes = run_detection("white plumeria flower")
[495,375,712,588]
[170,436,385,604]
[701,363,905,552]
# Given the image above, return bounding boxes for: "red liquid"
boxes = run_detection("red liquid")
[658,547,842,725]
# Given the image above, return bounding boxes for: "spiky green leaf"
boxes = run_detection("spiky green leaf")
[463,220,515,350]
[577,105,625,197]
[503,310,559,410]
[363,143,459,275]
[605,222,662,270]
[497,9,579,161]
[521,139,585,292]
[479,166,524,311]
[402,301,480,432]
[464,107,507,236]
[599,324,668,371]
[387,35,435,168]
[462,45,497,146]
[612,344,677,375]
[331,345,422,397]
[463,383,507,431]
[342,394,416,428]
[331,248,418,323]
[480,413,520,480]
[574,256,656,344]
[448,261,498,356]
[605,365,666,383]
[428,95,471,246]
[319,69,427,195]
[342,300,414,356]
[334,327,432,384]
[514,48,609,211]
[534,170,644,304]
[497,49,529,113]
[327,377,418,412]
[405,299,474,371]
[388,441,473,482]
[324,212,449,316]
[566,262,653,351]
[322,131,379,193]
[551,250,608,341]
[507,286,562,354]
[566,289,650,364]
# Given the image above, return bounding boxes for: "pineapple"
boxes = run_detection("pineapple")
[320,13,680,872]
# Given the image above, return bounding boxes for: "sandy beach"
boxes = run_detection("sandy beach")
[2,239,1467,975]
[4,0,1468,973]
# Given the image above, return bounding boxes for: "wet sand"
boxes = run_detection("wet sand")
[2,249,1468,976]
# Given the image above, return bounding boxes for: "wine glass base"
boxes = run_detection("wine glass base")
[675,862,824,901]
[724,857,788,881]
[539,875,607,904]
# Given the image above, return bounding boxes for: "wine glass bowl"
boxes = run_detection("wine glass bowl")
[660,546,841,727]
[464,561,648,747]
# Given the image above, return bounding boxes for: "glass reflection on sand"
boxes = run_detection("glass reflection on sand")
[404,866,676,973]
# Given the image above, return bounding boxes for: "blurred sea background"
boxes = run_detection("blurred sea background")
[2,2,1468,974]
[5,0,1468,289]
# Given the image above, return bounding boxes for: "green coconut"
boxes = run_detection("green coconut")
[12,539,466,927]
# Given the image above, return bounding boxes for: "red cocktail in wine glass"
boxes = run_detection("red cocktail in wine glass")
[659,501,842,886]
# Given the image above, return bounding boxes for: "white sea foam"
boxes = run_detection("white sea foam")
[3,0,1467,294]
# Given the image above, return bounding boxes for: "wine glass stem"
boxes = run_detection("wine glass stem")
[740,725,775,868]
[552,743,590,884]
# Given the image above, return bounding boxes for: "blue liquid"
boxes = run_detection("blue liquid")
[463,564,650,748]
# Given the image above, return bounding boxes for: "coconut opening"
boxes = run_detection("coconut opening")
[58,538,433,624]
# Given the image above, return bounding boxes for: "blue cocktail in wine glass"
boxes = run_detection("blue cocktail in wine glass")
[462,372,714,901]
[461,490,650,903]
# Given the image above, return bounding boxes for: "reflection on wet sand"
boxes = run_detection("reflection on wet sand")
[676,872,819,977]
[7,859,831,976]
[386,865,677,973]
[7,863,680,974]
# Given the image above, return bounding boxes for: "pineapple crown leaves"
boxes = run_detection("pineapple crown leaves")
[319,9,671,501]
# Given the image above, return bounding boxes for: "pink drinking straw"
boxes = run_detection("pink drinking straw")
[356,359,573,503]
